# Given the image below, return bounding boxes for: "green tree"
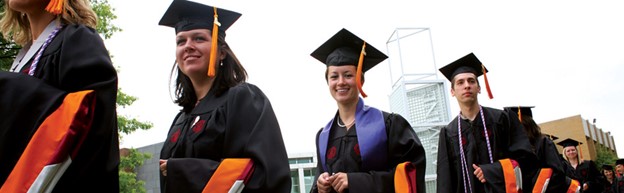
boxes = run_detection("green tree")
[0,1,153,192]
[595,145,618,169]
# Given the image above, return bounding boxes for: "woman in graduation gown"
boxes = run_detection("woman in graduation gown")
[156,1,290,193]
[436,53,538,193]
[601,164,617,193]
[504,106,580,192]
[559,138,603,193]
[0,0,119,192]
[309,28,426,193]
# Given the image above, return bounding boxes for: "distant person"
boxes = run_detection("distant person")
[615,159,624,192]
[436,53,537,193]
[601,164,616,193]
[504,106,581,192]
[156,0,290,192]
[558,138,603,193]
[616,159,624,177]
[309,28,426,193]
[0,0,119,192]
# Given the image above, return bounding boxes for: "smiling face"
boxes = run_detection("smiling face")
[450,72,481,104]
[563,146,578,160]
[175,28,222,79]
[327,65,359,105]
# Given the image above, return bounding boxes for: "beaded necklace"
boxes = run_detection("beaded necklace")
[457,105,493,193]
[28,25,64,76]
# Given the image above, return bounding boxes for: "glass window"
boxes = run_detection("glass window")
[291,170,300,193]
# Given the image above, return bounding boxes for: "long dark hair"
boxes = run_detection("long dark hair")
[520,114,542,148]
[170,33,247,113]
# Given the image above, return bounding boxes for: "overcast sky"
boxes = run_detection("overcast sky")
[106,0,624,156]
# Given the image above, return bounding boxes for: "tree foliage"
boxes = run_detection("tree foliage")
[595,145,618,169]
[1,1,153,192]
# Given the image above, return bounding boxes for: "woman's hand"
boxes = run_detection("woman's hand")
[317,172,333,193]
[159,159,168,176]
[329,172,349,193]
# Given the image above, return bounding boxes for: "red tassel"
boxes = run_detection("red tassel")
[356,42,367,98]
[481,64,493,99]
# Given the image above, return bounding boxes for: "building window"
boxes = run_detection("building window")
[303,168,317,193]
[289,157,313,164]
[291,170,300,193]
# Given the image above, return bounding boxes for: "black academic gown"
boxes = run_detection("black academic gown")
[565,160,603,193]
[615,176,624,193]
[601,177,615,193]
[0,24,119,192]
[527,135,575,192]
[311,102,426,193]
[436,106,537,193]
[159,83,291,193]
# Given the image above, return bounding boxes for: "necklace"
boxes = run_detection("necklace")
[336,117,354,128]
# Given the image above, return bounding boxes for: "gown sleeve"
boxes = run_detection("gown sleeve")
[347,113,426,193]
[436,125,457,193]
[584,160,603,193]
[165,84,291,193]
[479,109,537,193]
[0,72,67,184]
[310,128,324,193]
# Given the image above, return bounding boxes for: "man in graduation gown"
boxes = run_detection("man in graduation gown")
[436,53,537,193]
[613,159,624,193]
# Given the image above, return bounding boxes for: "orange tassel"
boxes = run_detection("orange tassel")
[481,64,493,99]
[517,106,522,122]
[45,0,64,15]
[578,143,583,160]
[207,6,220,77]
[356,42,367,98]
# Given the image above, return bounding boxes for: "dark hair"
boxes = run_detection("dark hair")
[171,34,247,113]
[519,115,542,147]
[603,167,616,179]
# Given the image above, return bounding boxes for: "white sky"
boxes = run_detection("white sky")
[106,0,624,156]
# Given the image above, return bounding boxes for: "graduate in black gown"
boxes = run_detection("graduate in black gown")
[0,0,119,192]
[504,106,581,192]
[436,53,537,193]
[601,164,617,193]
[309,28,426,193]
[611,159,624,193]
[157,1,290,192]
[559,138,603,193]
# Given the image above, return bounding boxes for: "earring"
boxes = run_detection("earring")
[220,61,223,66]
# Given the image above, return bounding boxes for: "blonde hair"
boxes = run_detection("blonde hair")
[0,0,98,45]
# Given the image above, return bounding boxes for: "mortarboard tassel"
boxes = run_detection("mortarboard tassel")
[356,42,367,98]
[45,0,64,15]
[208,6,221,77]
[481,64,493,99]
[578,143,583,160]
[517,106,522,122]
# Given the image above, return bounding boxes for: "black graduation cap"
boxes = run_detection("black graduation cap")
[545,134,559,141]
[158,0,241,77]
[158,0,242,34]
[504,106,535,117]
[556,138,582,148]
[310,28,388,98]
[311,28,388,73]
[439,53,494,99]
[602,164,614,170]
[616,159,624,166]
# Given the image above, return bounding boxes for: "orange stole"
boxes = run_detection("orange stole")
[0,90,95,193]
[202,158,255,193]
[500,159,521,193]
[394,162,417,193]
[566,179,580,193]
[532,168,552,193]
